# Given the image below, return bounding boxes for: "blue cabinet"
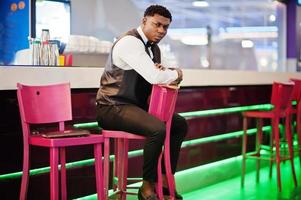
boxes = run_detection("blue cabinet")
[0,0,29,65]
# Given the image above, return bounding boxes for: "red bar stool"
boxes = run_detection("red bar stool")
[102,85,178,200]
[289,78,301,164]
[241,82,297,192]
[17,83,104,200]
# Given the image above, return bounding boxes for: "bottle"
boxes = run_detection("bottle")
[32,40,41,65]
[40,29,50,65]
[41,29,50,42]
[29,38,41,66]
[40,41,50,66]
[49,40,59,66]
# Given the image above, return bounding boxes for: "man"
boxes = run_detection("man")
[96,5,187,200]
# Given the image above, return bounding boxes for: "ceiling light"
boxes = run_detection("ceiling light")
[181,36,208,46]
[192,1,209,7]
[269,14,276,22]
[241,40,254,48]
[220,32,278,39]
[226,26,278,33]
[200,58,209,68]
[259,58,268,67]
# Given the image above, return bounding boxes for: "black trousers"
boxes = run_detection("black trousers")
[96,104,188,182]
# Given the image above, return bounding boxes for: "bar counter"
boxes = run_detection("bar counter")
[1,66,300,199]
[1,66,301,90]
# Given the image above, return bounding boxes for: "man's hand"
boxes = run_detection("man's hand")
[155,63,166,71]
[169,68,183,85]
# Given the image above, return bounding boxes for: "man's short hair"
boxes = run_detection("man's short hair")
[144,5,172,22]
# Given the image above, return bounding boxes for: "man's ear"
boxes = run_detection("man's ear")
[142,17,147,25]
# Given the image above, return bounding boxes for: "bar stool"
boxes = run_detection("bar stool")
[241,82,297,192]
[102,85,178,200]
[17,83,104,200]
[289,78,301,164]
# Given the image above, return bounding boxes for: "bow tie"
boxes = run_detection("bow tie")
[146,41,154,48]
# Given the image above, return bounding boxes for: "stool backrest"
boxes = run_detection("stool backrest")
[290,78,301,102]
[148,85,178,122]
[270,82,294,113]
[17,82,72,124]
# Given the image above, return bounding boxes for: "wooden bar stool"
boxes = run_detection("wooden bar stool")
[17,83,104,200]
[289,78,301,165]
[102,85,178,200]
[241,82,297,192]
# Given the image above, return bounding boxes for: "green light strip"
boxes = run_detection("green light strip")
[0,125,272,181]
[180,104,273,119]
[127,126,272,158]
[74,122,100,129]
[74,104,273,128]
[181,126,271,148]
[0,159,96,181]
[0,104,274,181]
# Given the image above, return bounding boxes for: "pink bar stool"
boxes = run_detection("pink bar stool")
[289,78,301,164]
[102,85,178,200]
[241,82,297,192]
[17,83,104,200]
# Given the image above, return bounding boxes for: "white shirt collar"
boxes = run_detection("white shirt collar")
[137,26,148,45]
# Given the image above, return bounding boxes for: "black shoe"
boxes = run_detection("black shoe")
[138,188,159,200]
[162,187,183,200]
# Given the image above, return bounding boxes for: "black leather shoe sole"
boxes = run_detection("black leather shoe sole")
[162,187,183,200]
[138,188,159,200]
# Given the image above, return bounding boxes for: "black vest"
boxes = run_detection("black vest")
[96,29,161,109]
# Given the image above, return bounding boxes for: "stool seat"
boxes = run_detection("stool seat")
[102,130,146,140]
[243,110,285,118]
[29,133,104,147]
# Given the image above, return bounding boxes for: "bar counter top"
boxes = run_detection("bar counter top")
[1,66,301,90]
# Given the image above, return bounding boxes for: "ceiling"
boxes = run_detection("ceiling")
[130,0,284,29]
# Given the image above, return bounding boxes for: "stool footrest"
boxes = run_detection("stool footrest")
[245,154,291,161]
[113,176,142,184]
[110,190,138,197]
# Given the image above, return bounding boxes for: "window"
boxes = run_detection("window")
[131,0,287,72]
[35,0,70,42]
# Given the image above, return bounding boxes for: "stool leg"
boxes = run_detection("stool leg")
[241,116,248,187]
[104,137,110,199]
[256,118,263,183]
[113,138,118,191]
[20,142,30,200]
[94,143,104,200]
[121,139,129,199]
[269,119,275,179]
[297,106,301,165]
[50,147,59,200]
[298,124,301,166]
[59,148,67,200]
[114,138,126,199]
[163,120,175,199]
[273,118,282,192]
[116,139,124,194]
[156,153,163,200]
[285,115,298,187]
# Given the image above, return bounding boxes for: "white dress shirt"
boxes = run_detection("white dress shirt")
[112,26,178,84]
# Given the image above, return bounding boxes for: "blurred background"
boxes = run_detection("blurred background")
[0,0,295,71]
